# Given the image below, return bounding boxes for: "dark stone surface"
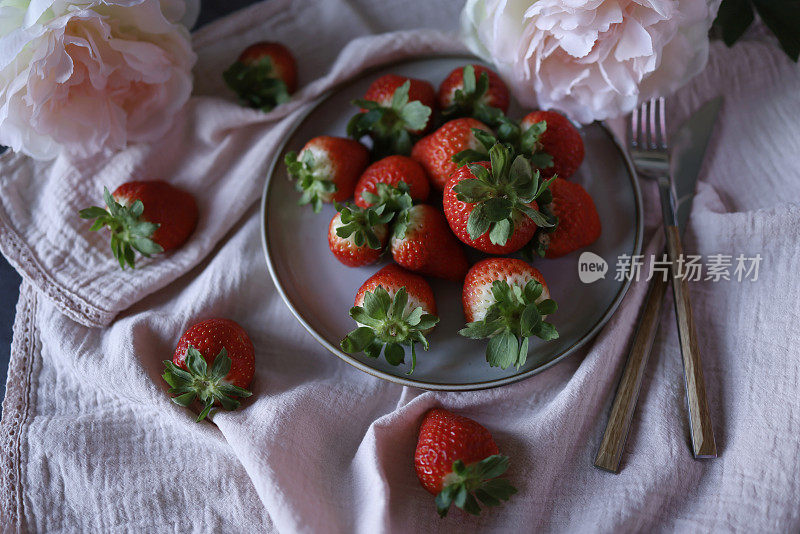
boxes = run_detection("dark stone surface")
[0,0,263,417]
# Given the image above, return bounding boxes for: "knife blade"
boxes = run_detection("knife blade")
[672,96,723,235]
[594,97,722,472]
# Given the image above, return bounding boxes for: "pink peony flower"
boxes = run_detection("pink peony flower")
[461,0,721,123]
[0,0,198,160]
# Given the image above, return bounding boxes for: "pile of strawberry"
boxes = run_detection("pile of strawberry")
[75,46,585,520]
[286,64,602,374]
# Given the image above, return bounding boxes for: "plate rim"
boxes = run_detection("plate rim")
[260,54,643,391]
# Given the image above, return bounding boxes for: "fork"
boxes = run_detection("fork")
[595,98,716,471]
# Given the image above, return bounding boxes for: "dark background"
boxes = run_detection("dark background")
[0,0,260,416]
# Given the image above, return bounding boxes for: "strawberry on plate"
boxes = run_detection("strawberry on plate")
[438,64,510,120]
[390,204,469,282]
[341,264,439,374]
[285,136,369,213]
[162,318,255,422]
[328,204,392,267]
[460,258,558,369]
[223,41,297,112]
[415,408,517,517]
[443,143,555,255]
[411,118,493,191]
[79,181,198,269]
[520,110,584,179]
[347,74,435,157]
[539,177,601,258]
[354,155,430,209]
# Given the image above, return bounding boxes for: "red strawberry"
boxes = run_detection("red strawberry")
[442,143,555,255]
[162,318,255,422]
[223,41,297,111]
[362,75,436,129]
[341,264,439,373]
[520,110,584,179]
[390,204,469,282]
[79,181,198,269]
[460,258,558,369]
[354,155,430,209]
[348,74,435,156]
[328,204,391,267]
[411,118,493,191]
[285,136,369,212]
[541,178,601,258]
[415,408,517,517]
[438,64,510,118]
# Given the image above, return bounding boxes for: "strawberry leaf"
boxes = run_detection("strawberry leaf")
[161,345,252,423]
[286,150,343,213]
[457,144,555,246]
[347,81,431,157]
[79,186,164,270]
[341,286,439,374]
[451,148,487,168]
[442,65,505,123]
[334,203,388,250]
[434,454,517,517]
[223,57,291,112]
[358,182,414,238]
[459,279,558,369]
[487,330,517,369]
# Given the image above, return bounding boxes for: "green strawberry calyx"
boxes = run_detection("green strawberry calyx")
[453,142,556,246]
[442,65,505,123]
[435,455,518,517]
[162,345,252,423]
[522,190,559,260]
[459,279,558,369]
[519,120,555,170]
[223,56,290,112]
[453,123,554,171]
[340,286,439,374]
[78,187,164,270]
[359,181,415,239]
[335,203,393,249]
[347,80,432,157]
[285,149,337,213]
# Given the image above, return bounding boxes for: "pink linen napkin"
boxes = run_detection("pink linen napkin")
[3,1,800,532]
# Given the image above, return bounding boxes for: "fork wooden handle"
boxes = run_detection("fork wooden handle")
[595,273,669,472]
[664,225,717,458]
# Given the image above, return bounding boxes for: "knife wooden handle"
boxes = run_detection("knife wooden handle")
[595,273,669,472]
[664,225,717,458]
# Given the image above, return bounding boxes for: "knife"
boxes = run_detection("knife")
[594,97,722,473]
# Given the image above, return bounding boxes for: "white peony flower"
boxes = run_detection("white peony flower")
[0,0,198,160]
[461,0,721,124]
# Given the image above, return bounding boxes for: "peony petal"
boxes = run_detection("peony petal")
[557,30,598,58]
[614,18,653,61]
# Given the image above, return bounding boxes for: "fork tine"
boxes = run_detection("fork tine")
[651,98,660,148]
[647,99,656,149]
[629,106,638,147]
[656,97,667,149]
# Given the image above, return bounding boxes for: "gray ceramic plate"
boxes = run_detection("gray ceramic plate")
[261,56,642,391]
